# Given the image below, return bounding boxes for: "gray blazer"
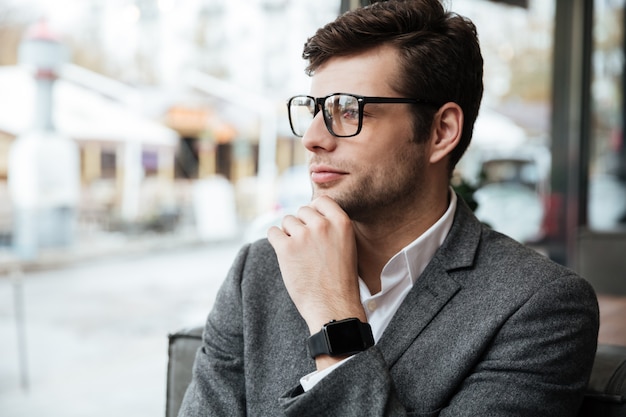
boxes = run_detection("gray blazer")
[179,198,599,417]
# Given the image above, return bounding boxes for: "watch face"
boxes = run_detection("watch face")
[326,319,365,355]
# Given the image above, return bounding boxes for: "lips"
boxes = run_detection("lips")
[309,164,348,184]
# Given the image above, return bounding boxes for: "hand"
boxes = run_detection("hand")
[267,196,366,335]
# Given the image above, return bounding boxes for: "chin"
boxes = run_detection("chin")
[312,187,332,199]
[313,188,345,203]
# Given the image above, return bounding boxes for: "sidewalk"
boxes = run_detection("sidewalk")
[0,227,223,276]
[0,229,243,417]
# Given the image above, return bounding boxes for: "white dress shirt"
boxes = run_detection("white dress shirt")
[300,191,458,391]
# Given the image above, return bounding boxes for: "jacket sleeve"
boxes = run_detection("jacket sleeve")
[279,346,410,417]
[278,274,599,417]
[177,244,250,417]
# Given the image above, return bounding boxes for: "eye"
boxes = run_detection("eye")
[339,105,359,120]
[334,96,359,121]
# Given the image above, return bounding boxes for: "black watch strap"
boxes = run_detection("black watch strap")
[307,318,374,359]
[307,329,330,358]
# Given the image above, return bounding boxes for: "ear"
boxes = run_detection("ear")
[429,103,463,165]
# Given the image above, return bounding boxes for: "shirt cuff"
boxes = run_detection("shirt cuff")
[299,356,353,392]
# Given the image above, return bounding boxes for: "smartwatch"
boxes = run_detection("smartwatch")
[307,317,375,358]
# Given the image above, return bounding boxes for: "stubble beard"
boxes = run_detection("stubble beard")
[312,146,427,224]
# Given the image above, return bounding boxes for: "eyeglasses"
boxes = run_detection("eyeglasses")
[287,93,438,138]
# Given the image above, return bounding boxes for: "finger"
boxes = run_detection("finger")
[309,195,342,215]
[267,225,283,238]
[280,214,306,237]
[296,205,323,225]
[267,225,286,247]
[309,196,351,225]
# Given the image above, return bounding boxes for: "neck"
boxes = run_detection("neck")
[354,187,451,295]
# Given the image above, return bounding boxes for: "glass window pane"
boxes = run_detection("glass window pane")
[454,0,555,244]
[589,0,626,230]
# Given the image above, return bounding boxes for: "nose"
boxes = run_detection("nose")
[301,112,338,153]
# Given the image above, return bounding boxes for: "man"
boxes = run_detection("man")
[179,1,599,415]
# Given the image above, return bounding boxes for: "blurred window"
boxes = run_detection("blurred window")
[100,150,117,179]
[588,0,626,231]
[479,158,540,189]
[142,150,158,177]
[455,0,554,244]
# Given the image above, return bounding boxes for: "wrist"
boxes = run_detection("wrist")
[304,307,367,335]
[314,354,351,371]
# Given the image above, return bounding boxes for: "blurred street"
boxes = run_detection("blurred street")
[0,235,242,417]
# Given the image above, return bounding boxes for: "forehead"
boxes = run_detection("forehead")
[309,45,401,97]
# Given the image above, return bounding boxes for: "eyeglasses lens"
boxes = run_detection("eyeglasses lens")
[289,94,361,137]
[289,96,315,137]
[325,95,359,137]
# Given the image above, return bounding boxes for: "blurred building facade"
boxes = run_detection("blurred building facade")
[0,0,340,244]
[0,0,624,280]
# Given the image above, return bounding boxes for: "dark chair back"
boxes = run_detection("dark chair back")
[166,327,203,417]
[578,344,626,416]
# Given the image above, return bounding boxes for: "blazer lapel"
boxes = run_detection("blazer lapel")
[376,198,482,367]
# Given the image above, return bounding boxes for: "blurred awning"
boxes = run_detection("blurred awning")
[0,66,179,147]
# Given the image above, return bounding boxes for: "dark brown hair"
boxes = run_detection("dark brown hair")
[302,0,484,174]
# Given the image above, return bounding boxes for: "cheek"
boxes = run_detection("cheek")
[347,118,419,171]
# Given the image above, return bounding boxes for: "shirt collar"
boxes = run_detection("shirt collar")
[381,189,457,286]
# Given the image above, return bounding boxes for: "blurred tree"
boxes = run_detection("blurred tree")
[505,46,552,102]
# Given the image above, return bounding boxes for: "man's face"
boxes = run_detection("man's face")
[303,45,431,222]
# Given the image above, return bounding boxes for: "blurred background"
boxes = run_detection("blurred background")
[0,0,625,416]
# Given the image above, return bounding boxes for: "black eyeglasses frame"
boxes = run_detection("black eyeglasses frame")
[287,93,440,138]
